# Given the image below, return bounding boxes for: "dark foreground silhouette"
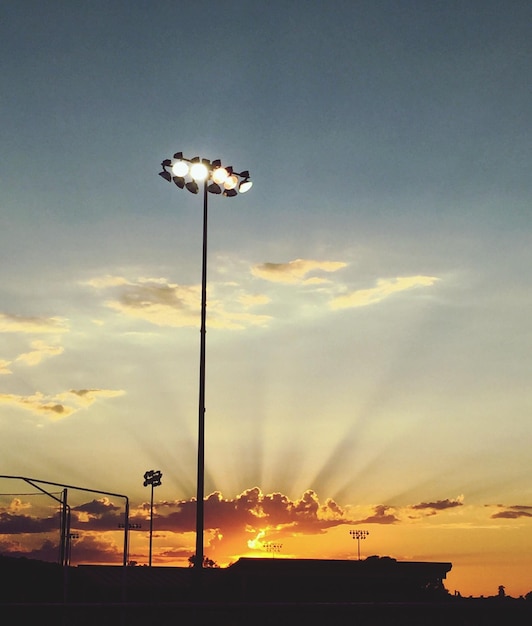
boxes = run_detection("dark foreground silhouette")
[1,554,530,625]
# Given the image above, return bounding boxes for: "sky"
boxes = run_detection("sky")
[1,0,531,598]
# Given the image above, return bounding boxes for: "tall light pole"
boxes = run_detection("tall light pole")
[159,153,252,569]
[350,529,370,560]
[143,469,162,567]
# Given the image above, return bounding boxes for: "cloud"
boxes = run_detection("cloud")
[0,388,125,420]
[411,496,464,515]
[491,505,532,520]
[15,340,64,366]
[71,498,125,527]
[251,259,347,285]
[0,509,60,534]
[0,359,12,375]
[136,488,350,561]
[353,504,400,525]
[87,275,271,330]
[330,275,439,310]
[0,313,69,334]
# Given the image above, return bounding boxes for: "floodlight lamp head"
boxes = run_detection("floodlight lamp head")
[207,182,222,194]
[239,179,253,193]
[223,174,239,190]
[173,176,185,189]
[212,167,229,184]
[173,152,183,160]
[159,170,172,182]
[186,181,199,194]
[224,188,238,197]
[190,162,209,181]
[172,160,189,177]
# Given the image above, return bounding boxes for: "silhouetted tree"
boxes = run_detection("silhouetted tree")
[188,554,219,568]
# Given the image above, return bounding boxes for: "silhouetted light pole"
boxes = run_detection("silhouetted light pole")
[143,469,162,567]
[264,541,283,559]
[159,153,252,569]
[350,529,369,560]
[67,532,79,566]
[118,522,142,565]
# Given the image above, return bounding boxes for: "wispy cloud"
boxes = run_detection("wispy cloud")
[0,388,125,420]
[353,504,400,525]
[490,504,532,520]
[0,313,69,334]
[251,259,347,285]
[330,275,439,310]
[409,496,464,518]
[0,359,12,375]
[15,340,64,366]
[86,275,271,330]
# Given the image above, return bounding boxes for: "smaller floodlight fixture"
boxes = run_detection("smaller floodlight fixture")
[159,153,252,200]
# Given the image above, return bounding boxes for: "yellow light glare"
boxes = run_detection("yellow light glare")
[190,162,209,181]
[223,174,239,190]
[212,167,229,184]
[171,160,189,177]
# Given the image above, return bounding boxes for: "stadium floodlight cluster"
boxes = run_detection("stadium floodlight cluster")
[159,151,252,197]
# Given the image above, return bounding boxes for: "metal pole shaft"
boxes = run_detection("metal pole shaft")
[123,500,129,567]
[149,483,154,566]
[60,489,68,566]
[195,180,208,570]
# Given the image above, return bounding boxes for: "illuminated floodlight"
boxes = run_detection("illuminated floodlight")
[212,167,229,184]
[190,162,209,181]
[239,179,253,193]
[172,160,189,177]
[223,174,239,190]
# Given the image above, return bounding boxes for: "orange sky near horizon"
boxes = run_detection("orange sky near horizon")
[1,481,531,599]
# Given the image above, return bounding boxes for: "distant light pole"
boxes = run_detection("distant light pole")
[67,532,79,566]
[350,529,370,560]
[159,153,252,569]
[118,522,142,565]
[264,542,283,558]
[143,469,162,567]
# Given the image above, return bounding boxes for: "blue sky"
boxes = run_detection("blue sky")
[1,1,531,596]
